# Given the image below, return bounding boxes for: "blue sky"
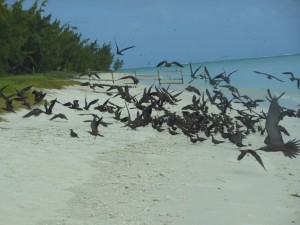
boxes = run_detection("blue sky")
[6,0,300,69]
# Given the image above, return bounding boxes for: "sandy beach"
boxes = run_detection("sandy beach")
[0,76,299,225]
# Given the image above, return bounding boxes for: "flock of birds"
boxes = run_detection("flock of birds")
[1,63,299,171]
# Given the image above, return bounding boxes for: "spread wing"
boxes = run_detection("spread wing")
[120,46,135,53]
[248,150,266,171]
[156,60,166,67]
[170,61,184,68]
[118,75,139,84]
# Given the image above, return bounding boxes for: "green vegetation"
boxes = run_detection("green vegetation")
[0,0,115,75]
[0,74,79,121]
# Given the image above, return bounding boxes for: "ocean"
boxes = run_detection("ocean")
[120,54,300,108]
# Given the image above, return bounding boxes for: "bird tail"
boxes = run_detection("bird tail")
[283,139,300,158]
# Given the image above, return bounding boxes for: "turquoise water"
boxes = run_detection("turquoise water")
[120,54,300,108]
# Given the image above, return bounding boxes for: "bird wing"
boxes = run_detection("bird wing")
[265,96,284,145]
[88,99,99,108]
[49,98,57,111]
[171,61,184,68]
[282,72,294,78]
[237,150,248,160]
[92,73,100,79]
[156,60,167,67]
[204,66,212,81]
[193,65,202,75]
[120,46,135,53]
[118,75,139,84]
[227,70,238,77]
[271,75,284,82]
[20,85,32,94]
[249,150,266,171]
[253,70,269,76]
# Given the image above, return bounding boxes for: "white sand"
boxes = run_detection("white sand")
[0,79,299,225]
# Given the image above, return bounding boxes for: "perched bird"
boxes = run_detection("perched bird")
[70,129,79,138]
[257,90,300,158]
[115,39,135,56]
[237,149,266,171]
[156,60,184,68]
[253,71,284,82]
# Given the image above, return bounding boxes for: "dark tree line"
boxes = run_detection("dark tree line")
[0,0,115,75]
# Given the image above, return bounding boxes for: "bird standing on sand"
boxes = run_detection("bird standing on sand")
[70,129,79,138]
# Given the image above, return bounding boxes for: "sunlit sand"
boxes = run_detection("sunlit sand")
[0,75,299,225]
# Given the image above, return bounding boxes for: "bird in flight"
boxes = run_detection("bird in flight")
[257,90,300,158]
[282,72,300,89]
[156,60,184,68]
[115,39,135,56]
[253,71,284,82]
[117,75,139,84]
[237,149,266,171]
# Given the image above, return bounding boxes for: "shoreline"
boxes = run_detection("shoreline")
[1,78,299,225]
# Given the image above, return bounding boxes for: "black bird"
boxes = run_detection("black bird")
[63,100,83,111]
[237,149,266,171]
[202,67,221,88]
[117,75,139,84]
[88,116,104,137]
[115,39,135,56]
[50,113,68,121]
[282,72,300,89]
[214,70,238,84]
[70,129,79,138]
[188,63,202,83]
[257,91,300,158]
[1,99,15,113]
[32,90,47,104]
[156,60,184,68]
[190,134,207,143]
[83,97,99,111]
[22,108,44,118]
[253,71,284,82]
[78,72,100,80]
[185,85,201,96]
[168,127,180,135]
[44,98,59,115]
[211,135,224,144]
[15,85,32,97]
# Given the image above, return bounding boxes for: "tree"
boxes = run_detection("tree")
[113,58,124,71]
[0,0,115,75]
